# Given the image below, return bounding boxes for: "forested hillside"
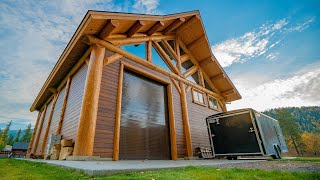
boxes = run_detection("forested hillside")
[263,106,320,134]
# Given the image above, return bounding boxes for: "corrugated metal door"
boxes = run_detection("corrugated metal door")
[120,70,170,160]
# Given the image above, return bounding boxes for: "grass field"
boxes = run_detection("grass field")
[0,159,319,180]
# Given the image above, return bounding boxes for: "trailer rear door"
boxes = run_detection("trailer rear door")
[207,111,262,155]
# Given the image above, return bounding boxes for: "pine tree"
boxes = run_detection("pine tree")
[0,121,12,150]
[21,124,32,142]
[7,134,14,146]
[275,108,304,156]
[14,129,22,142]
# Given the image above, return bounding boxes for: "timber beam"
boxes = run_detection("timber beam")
[170,78,181,94]
[221,89,235,97]
[180,54,189,63]
[183,65,199,78]
[82,35,224,100]
[100,19,120,39]
[104,53,123,66]
[176,15,200,32]
[162,40,179,61]
[146,40,152,62]
[147,21,164,36]
[199,57,213,66]
[163,18,185,35]
[187,35,206,50]
[127,20,145,37]
[105,35,174,46]
[210,73,226,82]
[152,41,180,75]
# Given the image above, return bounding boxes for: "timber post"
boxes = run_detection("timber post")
[179,81,193,158]
[73,44,105,156]
[26,111,41,157]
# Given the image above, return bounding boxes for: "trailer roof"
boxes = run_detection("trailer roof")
[30,10,241,111]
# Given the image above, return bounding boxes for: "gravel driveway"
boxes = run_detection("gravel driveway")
[214,160,320,173]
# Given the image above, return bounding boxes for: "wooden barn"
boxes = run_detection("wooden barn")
[27,10,241,160]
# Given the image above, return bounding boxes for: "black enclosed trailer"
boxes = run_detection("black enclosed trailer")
[206,108,288,159]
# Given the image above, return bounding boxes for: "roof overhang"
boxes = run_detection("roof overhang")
[30,10,241,112]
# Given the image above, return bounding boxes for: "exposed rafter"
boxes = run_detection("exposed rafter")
[180,54,189,63]
[187,35,206,50]
[183,65,199,78]
[176,15,200,32]
[105,35,174,46]
[104,53,123,66]
[152,41,180,75]
[199,57,213,66]
[210,73,226,82]
[221,89,235,97]
[163,18,185,35]
[126,20,145,37]
[162,40,179,61]
[147,21,164,36]
[99,19,119,39]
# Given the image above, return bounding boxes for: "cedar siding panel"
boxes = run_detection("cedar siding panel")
[36,100,53,155]
[60,64,88,142]
[31,110,44,153]
[48,86,66,136]
[187,92,220,156]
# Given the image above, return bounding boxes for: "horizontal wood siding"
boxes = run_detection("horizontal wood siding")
[31,110,44,154]
[93,60,120,157]
[187,91,221,156]
[48,86,66,136]
[36,100,53,155]
[61,64,88,142]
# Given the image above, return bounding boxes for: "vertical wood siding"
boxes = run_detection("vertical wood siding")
[187,92,221,156]
[36,100,53,155]
[48,86,66,136]
[30,110,44,154]
[60,64,88,141]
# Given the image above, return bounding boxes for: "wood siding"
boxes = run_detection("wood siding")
[187,91,221,156]
[36,100,53,155]
[60,64,88,142]
[48,86,66,136]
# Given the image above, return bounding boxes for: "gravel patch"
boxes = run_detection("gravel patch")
[213,160,320,173]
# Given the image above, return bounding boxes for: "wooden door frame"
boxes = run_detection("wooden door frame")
[113,61,177,160]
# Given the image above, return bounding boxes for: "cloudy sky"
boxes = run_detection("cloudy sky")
[0,0,319,129]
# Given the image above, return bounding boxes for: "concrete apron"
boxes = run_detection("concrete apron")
[23,159,266,176]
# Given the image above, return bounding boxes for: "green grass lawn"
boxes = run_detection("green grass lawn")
[0,158,319,180]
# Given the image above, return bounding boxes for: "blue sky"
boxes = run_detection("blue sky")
[0,0,319,130]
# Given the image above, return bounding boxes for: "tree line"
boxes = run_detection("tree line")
[263,106,320,156]
[0,121,33,150]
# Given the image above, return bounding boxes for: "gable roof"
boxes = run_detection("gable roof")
[30,10,241,111]
[12,142,29,150]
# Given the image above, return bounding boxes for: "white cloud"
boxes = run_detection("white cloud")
[228,66,320,111]
[133,0,161,14]
[0,0,161,129]
[212,17,315,67]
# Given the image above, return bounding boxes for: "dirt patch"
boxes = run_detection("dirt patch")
[214,160,320,173]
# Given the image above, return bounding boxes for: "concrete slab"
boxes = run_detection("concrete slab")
[24,159,266,176]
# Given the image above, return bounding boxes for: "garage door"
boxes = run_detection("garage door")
[119,69,170,160]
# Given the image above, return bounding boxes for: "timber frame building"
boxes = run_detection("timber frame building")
[27,10,241,160]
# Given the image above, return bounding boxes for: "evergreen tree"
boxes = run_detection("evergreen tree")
[274,108,304,155]
[14,129,22,142]
[7,134,14,146]
[0,121,12,150]
[21,124,32,142]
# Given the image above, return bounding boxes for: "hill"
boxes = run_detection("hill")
[263,106,320,134]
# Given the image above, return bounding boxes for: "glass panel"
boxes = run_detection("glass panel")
[181,59,194,73]
[204,79,214,92]
[152,46,173,72]
[167,40,175,50]
[159,41,176,66]
[193,90,199,102]
[186,70,200,85]
[198,93,204,103]
[209,97,217,109]
[121,43,146,60]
